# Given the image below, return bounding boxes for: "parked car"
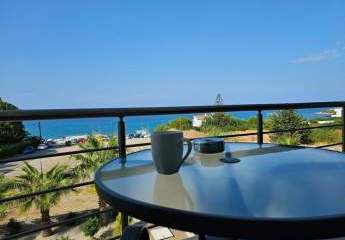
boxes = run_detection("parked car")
[78,138,86,144]
[37,144,48,150]
[23,146,35,155]
[46,140,56,147]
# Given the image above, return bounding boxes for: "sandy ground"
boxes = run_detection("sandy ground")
[0,132,342,239]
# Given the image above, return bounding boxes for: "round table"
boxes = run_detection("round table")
[95,143,345,239]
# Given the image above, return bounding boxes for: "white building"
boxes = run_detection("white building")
[331,108,342,118]
[192,114,209,127]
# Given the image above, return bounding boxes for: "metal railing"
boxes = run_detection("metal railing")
[0,101,344,239]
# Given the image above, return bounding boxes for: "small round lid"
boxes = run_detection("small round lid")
[193,138,224,154]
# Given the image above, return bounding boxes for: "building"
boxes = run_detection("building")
[192,113,209,127]
[332,108,342,118]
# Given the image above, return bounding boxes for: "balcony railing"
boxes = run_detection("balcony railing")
[0,101,344,239]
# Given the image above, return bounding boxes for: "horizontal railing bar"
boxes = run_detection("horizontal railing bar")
[263,124,343,134]
[0,181,94,204]
[2,125,341,163]
[2,139,343,204]
[0,146,119,164]
[0,101,344,121]
[3,208,114,240]
[315,142,343,149]
[126,142,151,148]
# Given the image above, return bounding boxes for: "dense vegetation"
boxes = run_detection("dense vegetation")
[155,117,193,131]
[155,114,257,135]
[0,98,27,145]
[0,98,41,159]
[201,113,257,135]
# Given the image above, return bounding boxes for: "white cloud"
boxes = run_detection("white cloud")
[291,43,345,64]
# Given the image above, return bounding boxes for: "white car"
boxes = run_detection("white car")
[37,144,48,150]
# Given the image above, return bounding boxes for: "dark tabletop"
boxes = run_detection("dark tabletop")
[95,143,345,239]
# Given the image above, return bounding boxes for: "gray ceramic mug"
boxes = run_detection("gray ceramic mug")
[151,131,192,174]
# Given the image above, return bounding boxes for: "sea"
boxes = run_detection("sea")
[24,108,329,139]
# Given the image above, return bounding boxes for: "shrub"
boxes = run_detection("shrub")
[277,134,301,146]
[65,140,72,146]
[6,218,22,234]
[201,113,245,134]
[310,129,341,144]
[168,117,192,130]
[155,124,170,132]
[80,216,100,237]
[244,116,257,130]
[154,117,192,132]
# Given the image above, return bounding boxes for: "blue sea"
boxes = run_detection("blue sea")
[24,108,329,139]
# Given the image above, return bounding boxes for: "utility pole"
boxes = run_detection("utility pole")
[38,121,42,141]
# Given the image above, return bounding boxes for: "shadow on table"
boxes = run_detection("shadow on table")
[230,145,300,159]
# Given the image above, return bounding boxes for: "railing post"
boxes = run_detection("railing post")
[118,116,126,163]
[117,116,129,231]
[257,110,263,145]
[341,106,345,152]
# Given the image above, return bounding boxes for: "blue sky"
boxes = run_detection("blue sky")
[1,1,344,109]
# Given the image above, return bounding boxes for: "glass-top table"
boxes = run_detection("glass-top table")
[95,143,345,239]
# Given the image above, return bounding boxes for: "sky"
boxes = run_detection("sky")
[0,1,345,109]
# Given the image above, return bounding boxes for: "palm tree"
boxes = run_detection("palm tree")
[0,174,9,219]
[8,162,75,237]
[72,135,118,225]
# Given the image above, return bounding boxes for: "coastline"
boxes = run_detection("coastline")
[23,108,331,139]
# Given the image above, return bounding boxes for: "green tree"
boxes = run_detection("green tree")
[7,162,75,237]
[72,135,118,225]
[266,109,311,145]
[0,98,27,145]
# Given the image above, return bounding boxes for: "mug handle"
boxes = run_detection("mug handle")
[182,138,193,161]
